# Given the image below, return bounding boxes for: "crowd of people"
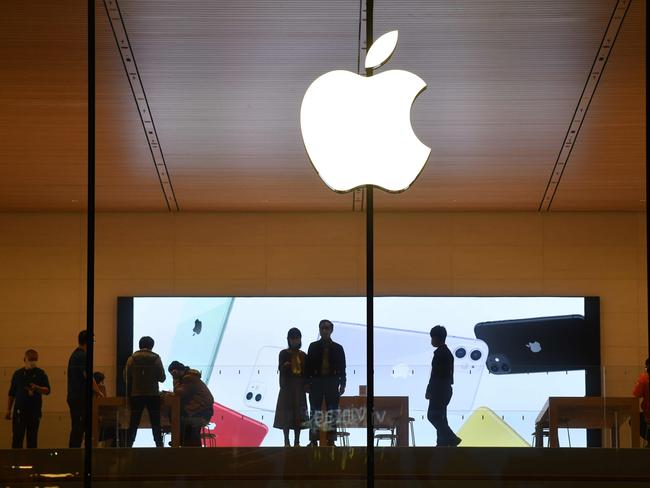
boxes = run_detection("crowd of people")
[5,323,650,448]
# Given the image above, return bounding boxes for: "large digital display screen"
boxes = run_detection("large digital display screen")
[118,296,600,448]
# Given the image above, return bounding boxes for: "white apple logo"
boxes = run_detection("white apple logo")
[300,31,431,193]
[526,341,542,353]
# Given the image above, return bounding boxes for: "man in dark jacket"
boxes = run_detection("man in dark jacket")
[125,336,166,447]
[6,349,50,448]
[426,325,461,447]
[168,361,214,447]
[306,319,346,446]
[67,330,102,448]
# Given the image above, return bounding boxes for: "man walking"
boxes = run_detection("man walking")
[426,325,461,447]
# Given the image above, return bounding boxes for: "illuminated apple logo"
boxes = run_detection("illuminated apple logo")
[526,341,542,353]
[300,31,430,193]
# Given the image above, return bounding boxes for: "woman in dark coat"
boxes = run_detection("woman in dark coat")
[273,327,308,446]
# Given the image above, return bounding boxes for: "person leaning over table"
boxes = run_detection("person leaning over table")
[167,361,214,447]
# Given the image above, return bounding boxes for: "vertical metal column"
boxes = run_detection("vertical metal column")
[365,185,374,484]
[364,2,374,485]
[85,0,96,485]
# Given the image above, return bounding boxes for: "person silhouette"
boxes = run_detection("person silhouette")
[426,325,461,447]
[306,319,346,447]
[632,357,650,446]
[124,336,166,447]
[6,349,50,448]
[273,327,308,447]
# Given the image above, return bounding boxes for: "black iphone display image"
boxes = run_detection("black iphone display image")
[474,315,599,375]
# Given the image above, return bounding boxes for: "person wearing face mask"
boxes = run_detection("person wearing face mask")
[306,319,346,447]
[5,349,50,448]
[632,357,650,446]
[166,361,214,447]
[273,327,308,447]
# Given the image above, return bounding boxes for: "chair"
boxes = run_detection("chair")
[336,424,350,447]
[374,416,398,447]
[408,416,416,447]
[374,413,414,446]
[374,425,397,446]
[532,423,549,447]
[200,422,217,447]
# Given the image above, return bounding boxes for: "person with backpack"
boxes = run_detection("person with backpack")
[124,336,166,447]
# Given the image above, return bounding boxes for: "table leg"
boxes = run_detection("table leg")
[92,402,99,448]
[549,406,559,448]
[397,416,408,447]
[534,422,543,448]
[630,407,640,448]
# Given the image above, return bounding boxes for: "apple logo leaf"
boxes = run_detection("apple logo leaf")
[364,30,398,70]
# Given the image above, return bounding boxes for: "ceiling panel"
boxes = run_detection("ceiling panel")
[0,0,87,211]
[551,0,645,210]
[117,0,360,210]
[373,0,619,210]
[96,0,170,211]
[0,0,645,212]
[95,1,167,211]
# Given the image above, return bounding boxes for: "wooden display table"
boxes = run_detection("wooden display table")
[535,396,640,448]
[92,395,181,447]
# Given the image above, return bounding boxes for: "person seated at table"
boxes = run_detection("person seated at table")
[93,371,118,447]
[93,371,107,397]
[273,327,308,447]
[167,361,214,447]
[632,357,650,446]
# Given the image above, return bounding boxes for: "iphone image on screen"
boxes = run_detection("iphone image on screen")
[473,315,596,375]
[203,401,269,447]
[241,322,488,418]
[243,346,283,412]
[166,297,234,387]
[331,321,488,414]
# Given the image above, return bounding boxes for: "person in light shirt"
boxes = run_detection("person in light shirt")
[632,357,650,446]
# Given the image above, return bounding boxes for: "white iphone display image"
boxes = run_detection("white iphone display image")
[243,346,283,412]
[331,321,488,414]
[242,322,488,417]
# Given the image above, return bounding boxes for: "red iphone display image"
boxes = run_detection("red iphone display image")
[204,401,269,447]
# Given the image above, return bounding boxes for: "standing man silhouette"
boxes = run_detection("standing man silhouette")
[6,349,50,448]
[125,336,166,447]
[306,319,346,446]
[426,325,461,447]
[67,330,102,448]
